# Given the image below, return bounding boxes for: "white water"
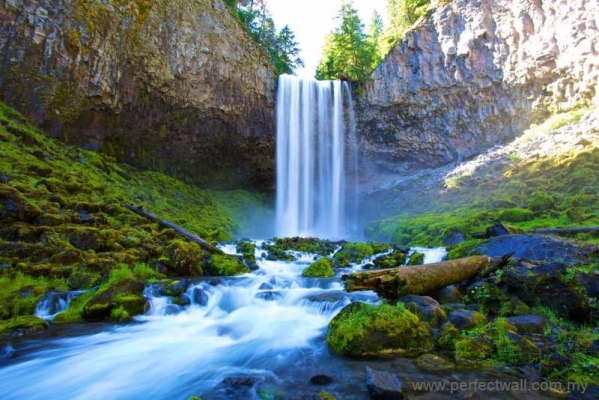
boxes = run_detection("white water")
[34,290,83,321]
[0,244,447,399]
[276,75,358,239]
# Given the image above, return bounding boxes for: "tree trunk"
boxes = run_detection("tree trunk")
[343,255,509,299]
[123,203,224,255]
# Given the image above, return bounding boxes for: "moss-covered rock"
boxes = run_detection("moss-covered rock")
[455,334,496,362]
[370,249,407,269]
[326,302,434,358]
[273,237,339,255]
[82,277,145,321]
[0,315,49,338]
[208,253,250,276]
[302,257,335,277]
[163,239,204,276]
[333,242,390,267]
[414,353,455,372]
[407,251,424,266]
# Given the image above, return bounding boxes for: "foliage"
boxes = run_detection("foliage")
[225,1,303,76]
[326,301,434,357]
[365,108,599,249]
[380,0,431,56]
[302,257,335,277]
[316,2,375,82]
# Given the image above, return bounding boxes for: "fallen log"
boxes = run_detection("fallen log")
[344,255,510,299]
[529,226,599,235]
[123,203,224,255]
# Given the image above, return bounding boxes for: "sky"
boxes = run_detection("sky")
[267,0,388,78]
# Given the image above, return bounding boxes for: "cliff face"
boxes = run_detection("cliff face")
[0,0,275,189]
[358,0,598,172]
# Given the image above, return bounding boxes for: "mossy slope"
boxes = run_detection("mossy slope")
[0,102,254,328]
[366,108,599,249]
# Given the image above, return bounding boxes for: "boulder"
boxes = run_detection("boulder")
[326,302,434,358]
[365,366,403,400]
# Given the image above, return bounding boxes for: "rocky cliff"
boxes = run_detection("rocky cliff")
[358,0,598,173]
[0,0,275,189]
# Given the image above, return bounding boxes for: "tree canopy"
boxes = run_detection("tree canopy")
[315,0,431,82]
[315,2,375,82]
[224,0,304,76]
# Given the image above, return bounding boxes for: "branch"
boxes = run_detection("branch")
[123,203,224,255]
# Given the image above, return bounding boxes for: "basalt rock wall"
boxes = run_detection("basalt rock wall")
[358,0,598,172]
[0,0,275,189]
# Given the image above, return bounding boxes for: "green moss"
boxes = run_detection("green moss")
[0,315,49,338]
[269,237,338,256]
[208,253,250,276]
[333,242,389,267]
[327,302,434,357]
[0,271,68,318]
[407,252,424,265]
[437,322,461,349]
[302,257,335,277]
[455,334,496,362]
[498,207,535,222]
[164,239,204,276]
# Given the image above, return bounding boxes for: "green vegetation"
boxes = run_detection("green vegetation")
[327,302,434,357]
[316,0,432,82]
[333,241,391,267]
[366,108,599,249]
[302,257,335,278]
[224,0,303,75]
[0,101,259,332]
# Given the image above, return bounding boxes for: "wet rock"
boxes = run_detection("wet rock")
[473,234,597,265]
[258,282,274,290]
[0,344,15,359]
[540,348,570,375]
[327,302,434,358]
[435,285,463,304]
[372,249,407,269]
[365,366,403,399]
[442,229,466,246]
[502,263,590,321]
[414,354,455,372]
[309,375,333,385]
[0,316,49,338]
[576,271,599,297]
[568,384,599,400]
[165,279,189,297]
[82,278,145,321]
[507,314,547,335]
[400,295,447,327]
[163,304,183,316]
[448,309,487,330]
[455,334,496,362]
[191,287,209,306]
[173,294,191,307]
[255,291,281,301]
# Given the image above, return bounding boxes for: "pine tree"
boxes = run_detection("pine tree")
[315,2,374,82]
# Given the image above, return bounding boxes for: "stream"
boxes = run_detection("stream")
[0,243,556,399]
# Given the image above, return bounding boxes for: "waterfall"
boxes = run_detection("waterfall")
[276,74,358,239]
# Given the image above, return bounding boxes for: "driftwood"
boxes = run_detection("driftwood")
[529,226,599,235]
[123,203,224,255]
[344,255,510,299]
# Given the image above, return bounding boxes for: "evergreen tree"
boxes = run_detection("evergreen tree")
[381,0,430,56]
[368,10,384,69]
[315,2,374,82]
[226,1,303,76]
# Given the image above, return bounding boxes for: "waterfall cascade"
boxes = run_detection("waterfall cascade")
[276,74,358,239]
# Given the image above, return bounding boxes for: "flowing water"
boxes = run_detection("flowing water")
[276,75,359,239]
[0,244,433,399]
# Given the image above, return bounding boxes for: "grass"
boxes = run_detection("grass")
[365,108,599,248]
